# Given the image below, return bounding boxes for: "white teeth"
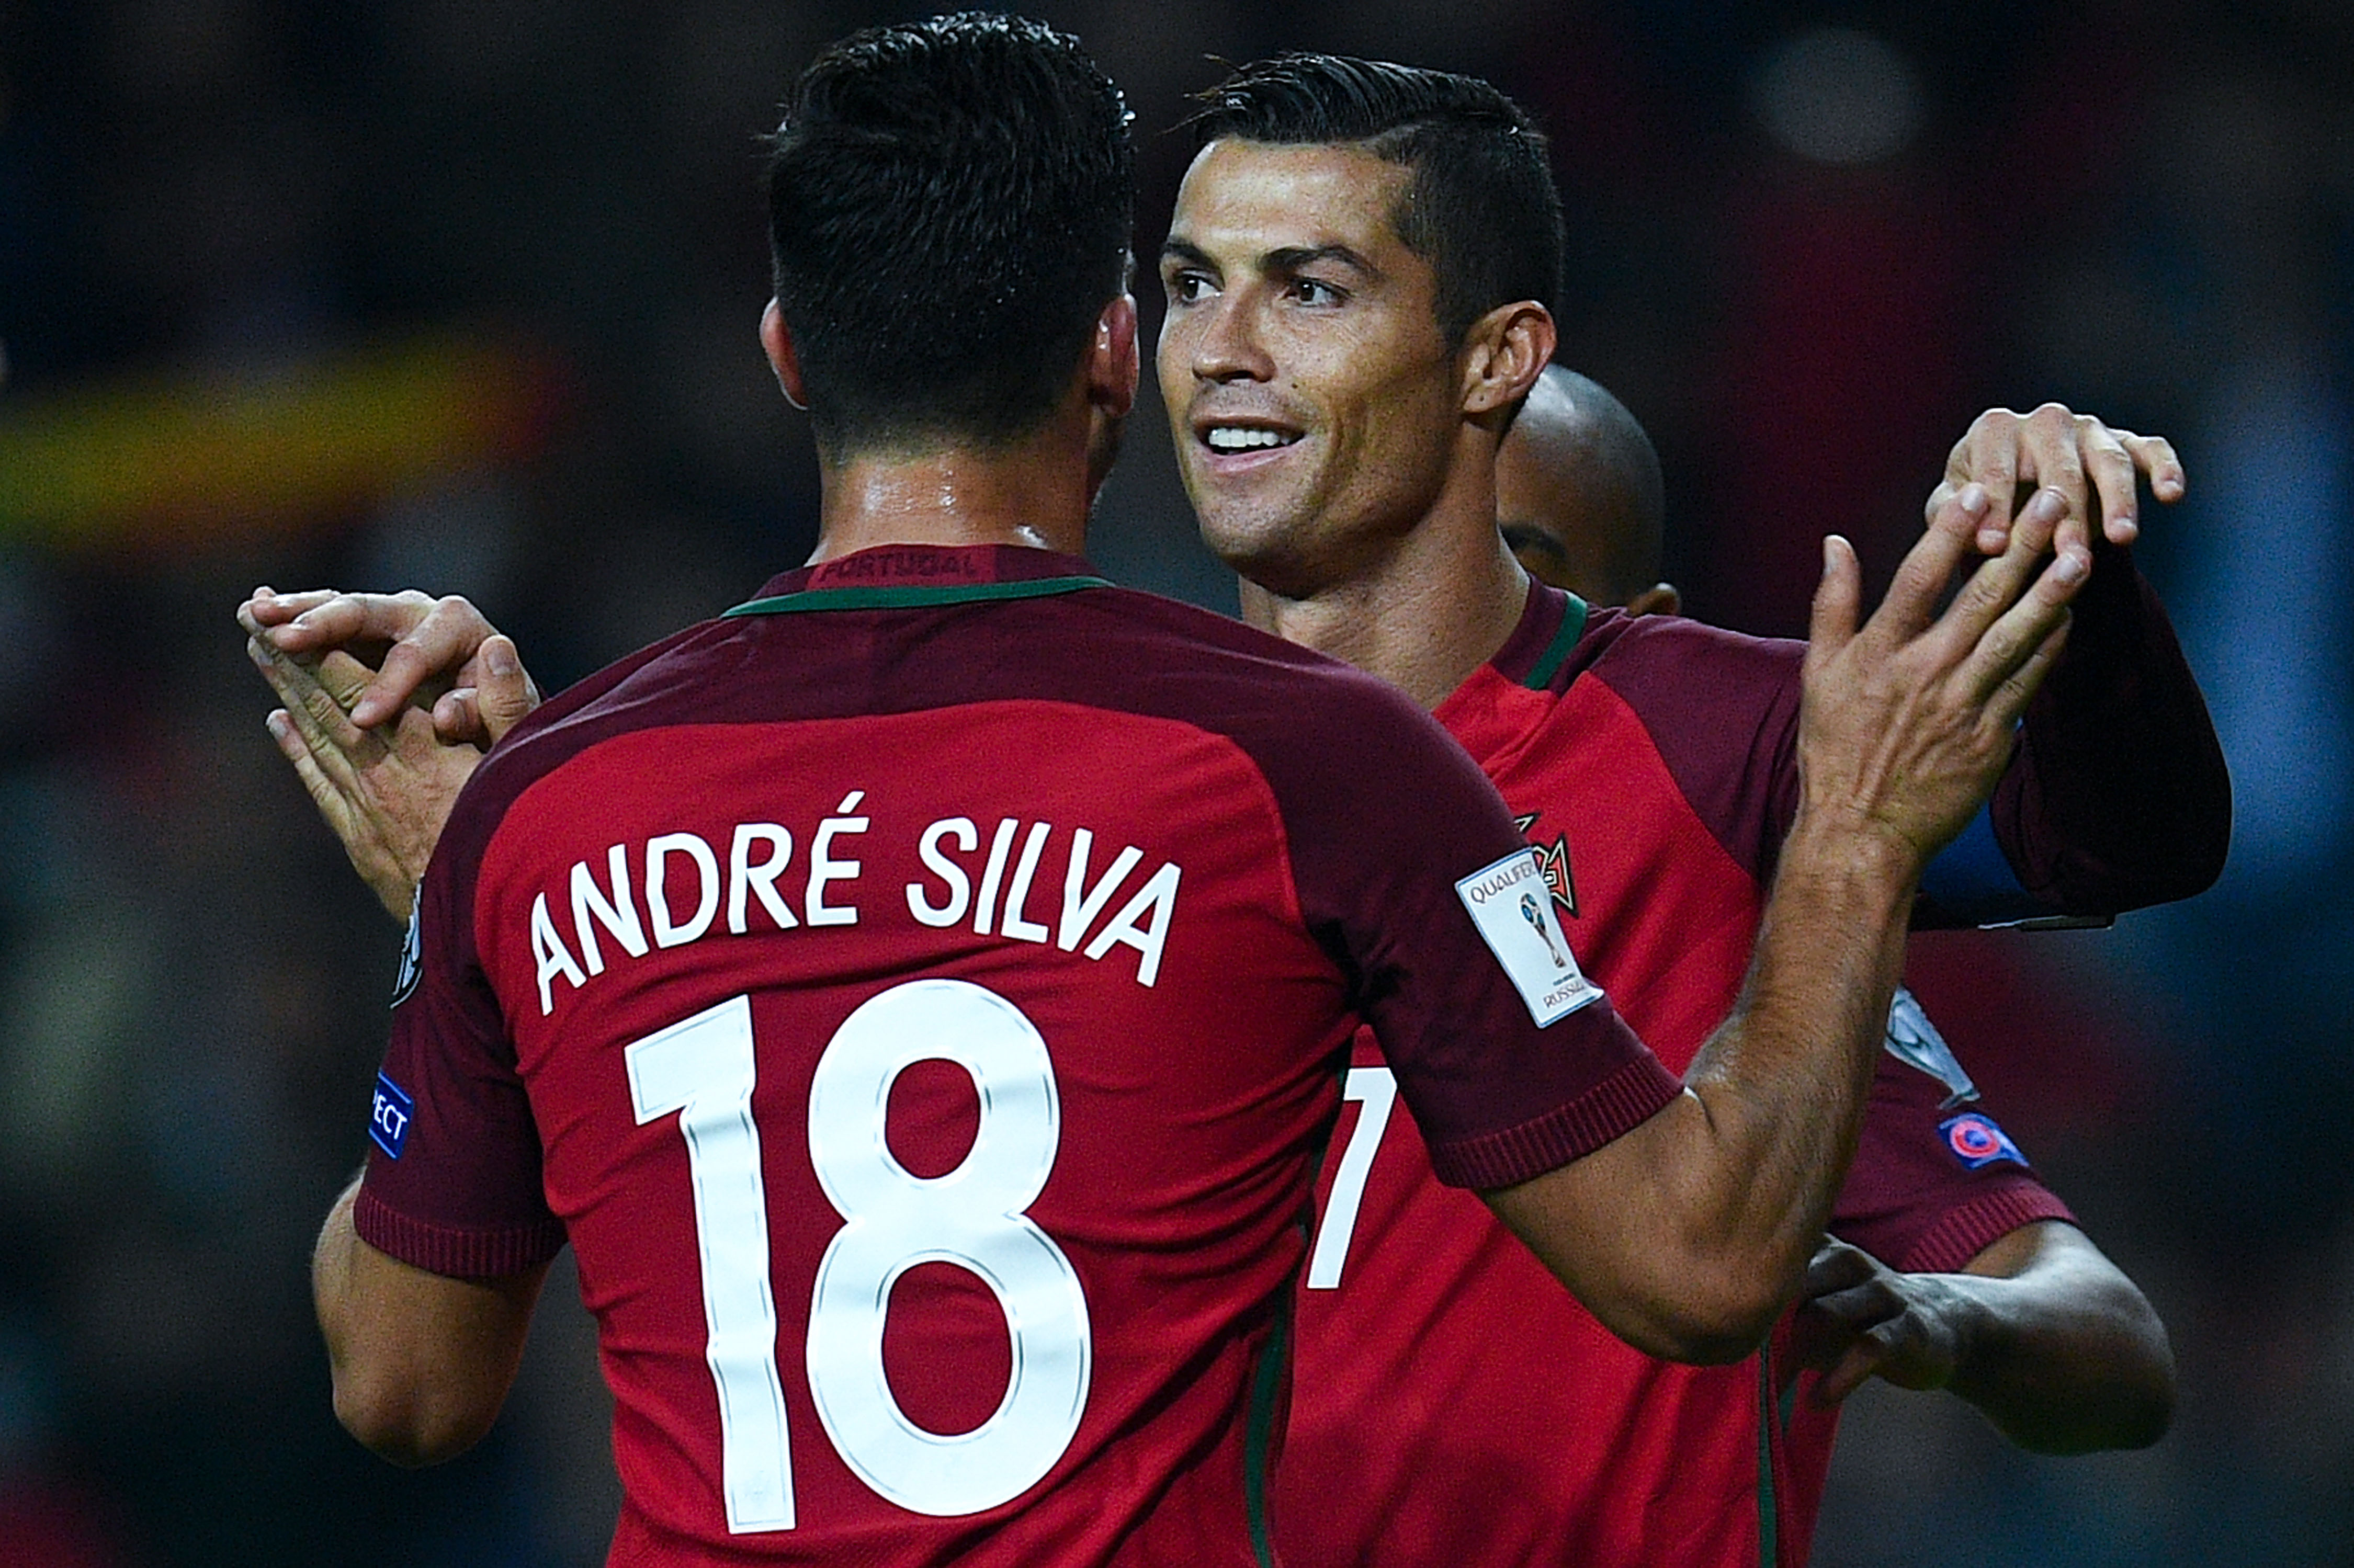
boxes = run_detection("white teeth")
[1206,427,1296,452]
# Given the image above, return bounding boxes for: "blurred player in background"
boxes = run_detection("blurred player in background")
[1481,359,2185,1561]
[1156,55,2217,1568]
[1497,365,1678,616]
[253,18,2110,1566]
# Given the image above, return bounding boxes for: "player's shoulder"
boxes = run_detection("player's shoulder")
[441,616,727,848]
[1555,606,1805,744]
[1061,586,1503,840]
[1578,607,1802,692]
[1070,583,1456,744]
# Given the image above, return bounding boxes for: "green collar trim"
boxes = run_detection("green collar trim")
[1521,592,1590,690]
[723,575,1112,616]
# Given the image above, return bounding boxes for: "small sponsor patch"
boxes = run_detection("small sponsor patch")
[1883,987,1978,1109]
[391,890,423,1009]
[370,1073,416,1160]
[1939,1112,2026,1171]
[1455,848,1603,1027]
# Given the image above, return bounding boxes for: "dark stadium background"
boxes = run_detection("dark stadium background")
[0,1,2347,1562]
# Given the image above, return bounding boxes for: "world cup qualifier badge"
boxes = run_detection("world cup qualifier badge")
[391,887,423,1008]
[1938,1112,2028,1171]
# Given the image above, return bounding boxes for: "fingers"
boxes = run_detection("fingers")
[1923,483,2079,665]
[1804,537,1864,672]
[266,709,357,840]
[1813,1336,1889,1406]
[1982,617,2072,733]
[1949,413,2021,553]
[1867,488,1989,645]
[1956,551,2085,713]
[350,596,503,729]
[2014,403,2089,562]
[473,635,540,743]
[241,586,342,632]
[311,648,378,713]
[1936,406,2187,560]
[2079,421,2141,547]
[2127,433,2185,504]
[1802,1241,1879,1299]
[249,637,378,783]
[255,589,437,656]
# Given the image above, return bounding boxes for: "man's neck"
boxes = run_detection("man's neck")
[807,419,1092,563]
[1240,489,1532,712]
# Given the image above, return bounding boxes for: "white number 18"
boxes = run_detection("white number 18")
[625,980,1092,1533]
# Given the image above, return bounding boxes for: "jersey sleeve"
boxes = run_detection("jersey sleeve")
[350,780,565,1280]
[1988,538,2229,915]
[1254,670,1682,1190]
[1828,988,2073,1274]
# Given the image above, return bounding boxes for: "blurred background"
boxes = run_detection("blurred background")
[0,1,2347,1562]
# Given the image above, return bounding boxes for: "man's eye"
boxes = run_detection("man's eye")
[1286,278,1342,306]
[1167,273,1212,303]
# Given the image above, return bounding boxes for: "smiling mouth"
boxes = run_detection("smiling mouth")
[1203,426,1302,454]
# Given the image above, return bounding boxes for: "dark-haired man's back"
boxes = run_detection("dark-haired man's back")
[363,543,1677,1564]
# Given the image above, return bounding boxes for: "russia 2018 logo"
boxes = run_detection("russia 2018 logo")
[1939,1112,2027,1171]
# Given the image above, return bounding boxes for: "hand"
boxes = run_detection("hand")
[1928,403,2185,562]
[1792,1240,1975,1405]
[1797,487,2088,873]
[247,631,488,922]
[241,587,539,743]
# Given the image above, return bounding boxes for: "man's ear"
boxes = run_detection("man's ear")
[1088,294,1139,419]
[761,299,808,411]
[1461,301,1557,419]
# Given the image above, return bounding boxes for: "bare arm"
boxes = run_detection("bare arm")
[1796,1223,2175,1453]
[313,1175,550,1466]
[1485,492,2088,1364]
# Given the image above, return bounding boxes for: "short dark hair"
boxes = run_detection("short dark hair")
[1188,55,1562,346]
[768,13,1134,453]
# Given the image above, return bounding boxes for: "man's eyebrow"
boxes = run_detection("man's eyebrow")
[1265,244,1380,280]
[1159,239,1215,270]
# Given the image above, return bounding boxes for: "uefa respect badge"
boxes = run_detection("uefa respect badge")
[1455,848,1602,1027]
[1938,1111,2028,1171]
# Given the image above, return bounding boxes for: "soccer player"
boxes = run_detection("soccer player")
[267,19,2097,1566]
[1156,56,2219,1567]
[1497,365,1679,616]
[1481,359,2183,1560]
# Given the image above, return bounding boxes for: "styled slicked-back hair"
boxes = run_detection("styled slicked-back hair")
[769,13,1134,453]
[1189,55,1562,346]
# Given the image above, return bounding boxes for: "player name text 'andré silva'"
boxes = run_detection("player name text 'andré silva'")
[524,792,1185,1015]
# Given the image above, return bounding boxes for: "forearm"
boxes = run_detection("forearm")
[314,1175,547,1466]
[1672,810,1918,1313]
[1492,810,1918,1363]
[1995,541,2229,911]
[1941,1224,2176,1453]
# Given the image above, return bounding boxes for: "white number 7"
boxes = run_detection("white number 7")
[1305,1066,1396,1290]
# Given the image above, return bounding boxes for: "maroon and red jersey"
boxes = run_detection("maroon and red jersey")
[353,544,1681,1567]
[1278,563,2224,1568]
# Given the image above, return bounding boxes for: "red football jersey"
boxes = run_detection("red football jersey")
[353,546,1681,1567]
[1276,575,2221,1568]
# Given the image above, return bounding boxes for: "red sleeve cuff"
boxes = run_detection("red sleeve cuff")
[354,1186,568,1280]
[1430,1053,1683,1190]
[1896,1185,2076,1275]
